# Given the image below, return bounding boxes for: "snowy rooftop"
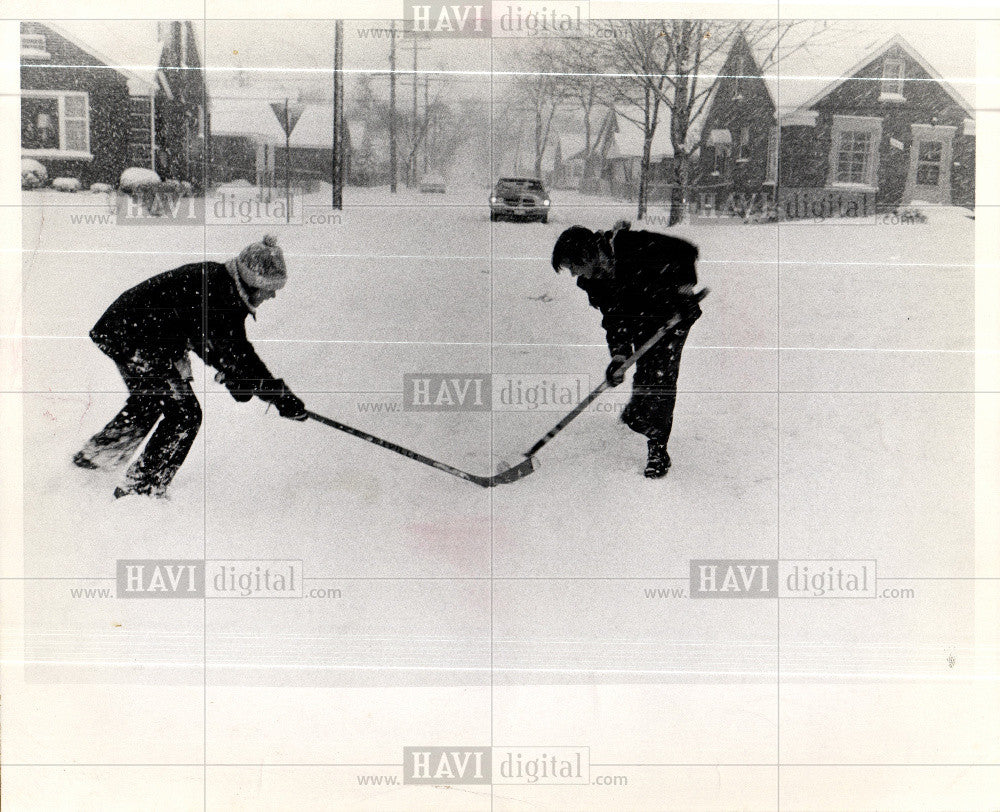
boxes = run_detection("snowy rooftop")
[39,20,193,91]
[211,99,360,150]
[755,27,976,116]
[608,114,676,160]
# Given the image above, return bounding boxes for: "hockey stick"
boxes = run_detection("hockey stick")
[491,288,709,487]
[305,410,493,488]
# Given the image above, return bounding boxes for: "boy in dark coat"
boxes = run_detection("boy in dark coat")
[551,221,703,478]
[74,234,307,498]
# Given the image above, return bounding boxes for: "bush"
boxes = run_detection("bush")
[21,158,48,189]
[119,167,161,193]
[53,177,82,193]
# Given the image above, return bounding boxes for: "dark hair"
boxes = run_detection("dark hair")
[551,225,599,271]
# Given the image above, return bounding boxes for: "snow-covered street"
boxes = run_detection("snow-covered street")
[15,186,975,687]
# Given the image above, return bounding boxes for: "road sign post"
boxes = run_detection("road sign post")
[269,99,305,223]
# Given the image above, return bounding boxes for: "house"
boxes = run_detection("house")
[586,108,675,200]
[549,133,588,189]
[778,34,975,213]
[209,99,286,185]
[696,32,976,216]
[694,32,777,211]
[210,101,357,190]
[20,21,208,189]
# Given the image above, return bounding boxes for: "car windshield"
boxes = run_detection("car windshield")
[496,179,544,192]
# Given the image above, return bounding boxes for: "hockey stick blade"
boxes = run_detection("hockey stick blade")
[489,456,536,486]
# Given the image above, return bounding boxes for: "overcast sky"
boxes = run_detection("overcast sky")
[53,18,978,109]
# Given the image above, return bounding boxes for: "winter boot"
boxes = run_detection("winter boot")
[114,481,168,499]
[73,450,100,470]
[644,440,671,479]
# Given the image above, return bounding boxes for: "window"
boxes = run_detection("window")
[733,55,745,99]
[737,126,750,161]
[828,115,881,189]
[916,140,942,185]
[835,130,873,184]
[713,144,730,175]
[21,91,90,155]
[765,126,778,184]
[21,33,46,50]
[881,58,905,98]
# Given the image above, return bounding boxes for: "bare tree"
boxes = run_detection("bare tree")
[589,19,840,223]
[504,43,570,178]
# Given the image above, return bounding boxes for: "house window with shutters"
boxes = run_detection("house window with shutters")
[21,91,91,158]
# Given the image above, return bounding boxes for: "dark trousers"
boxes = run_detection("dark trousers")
[620,317,696,443]
[80,354,202,493]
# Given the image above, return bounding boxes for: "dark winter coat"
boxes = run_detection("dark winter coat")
[89,261,279,393]
[576,226,700,358]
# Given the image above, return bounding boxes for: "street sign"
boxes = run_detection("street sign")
[270,101,306,136]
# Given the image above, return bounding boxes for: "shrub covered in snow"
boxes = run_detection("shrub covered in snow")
[119,167,161,192]
[895,205,928,224]
[53,177,82,193]
[89,183,114,194]
[21,159,48,189]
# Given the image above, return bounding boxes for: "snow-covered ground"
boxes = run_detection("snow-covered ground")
[16,186,976,687]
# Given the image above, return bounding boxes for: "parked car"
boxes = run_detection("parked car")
[490,177,550,223]
[419,173,446,194]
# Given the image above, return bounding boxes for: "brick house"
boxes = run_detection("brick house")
[778,34,975,213]
[697,32,975,216]
[20,21,208,189]
[695,32,777,209]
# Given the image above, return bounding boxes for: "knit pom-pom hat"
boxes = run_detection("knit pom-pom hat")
[234,234,287,291]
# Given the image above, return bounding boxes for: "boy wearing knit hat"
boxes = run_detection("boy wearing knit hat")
[75,235,307,498]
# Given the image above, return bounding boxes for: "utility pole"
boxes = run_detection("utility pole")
[332,20,344,210]
[411,34,418,185]
[284,98,291,222]
[422,76,429,174]
[389,20,397,193]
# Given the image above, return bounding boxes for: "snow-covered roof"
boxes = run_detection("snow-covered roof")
[783,34,975,119]
[210,100,287,142]
[754,30,976,119]
[39,21,178,92]
[211,101,349,150]
[608,115,675,160]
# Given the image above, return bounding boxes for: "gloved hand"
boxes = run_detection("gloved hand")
[216,372,254,402]
[260,379,307,420]
[274,389,307,420]
[605,354,627,387]
[675,285,709,323]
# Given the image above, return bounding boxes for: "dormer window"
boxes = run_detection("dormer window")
[881,58,905,101]
[20,33,51,60]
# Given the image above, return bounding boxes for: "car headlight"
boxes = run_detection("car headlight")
[542,199,550,206]
[490,196,497,204]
